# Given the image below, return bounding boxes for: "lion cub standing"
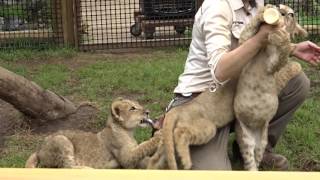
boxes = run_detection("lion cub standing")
[25,98,160,169]
[234,4,307,171]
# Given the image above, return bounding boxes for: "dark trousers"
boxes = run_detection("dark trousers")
[168,72,310,170]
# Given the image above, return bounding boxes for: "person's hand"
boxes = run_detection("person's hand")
[292,41,320,66]
[254,23,279,44]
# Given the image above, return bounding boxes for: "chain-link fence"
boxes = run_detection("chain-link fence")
[0,0,319,50]
[267,0,320,36]
[0,0,63,49]
[75,0,320,50]
[75,0,198,50]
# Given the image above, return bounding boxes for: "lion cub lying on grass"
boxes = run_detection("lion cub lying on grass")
[234,4,307,171]
[25,98,160,169]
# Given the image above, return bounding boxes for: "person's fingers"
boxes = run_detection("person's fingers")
[311,56,319,62]
[310,60,318,66]
[308,41,320,51]
[309,57,319,66]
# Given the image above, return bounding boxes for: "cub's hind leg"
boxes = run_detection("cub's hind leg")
[254,123,269,167]
[174,120,217,170]
[235,120,258,171]
[37,135,77,168]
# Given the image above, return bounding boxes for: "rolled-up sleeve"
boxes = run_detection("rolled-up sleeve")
[201,0,233,85]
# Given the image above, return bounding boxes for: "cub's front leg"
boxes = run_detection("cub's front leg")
[266,29,291,73]
[118,131,162,168]
[147,141,167,169]
[268,29,290,47]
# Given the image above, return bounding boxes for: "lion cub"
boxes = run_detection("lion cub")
[149,80,238,170]
[234,4,307,171]
[25,98,160,169]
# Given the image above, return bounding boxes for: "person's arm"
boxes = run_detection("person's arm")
[201,1,276,84]
[291,41,320,66]
[215,24,276,82]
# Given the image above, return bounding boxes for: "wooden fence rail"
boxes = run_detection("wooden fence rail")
[0,169,320,180]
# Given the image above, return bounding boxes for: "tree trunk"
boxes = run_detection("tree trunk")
[0,66,77,121]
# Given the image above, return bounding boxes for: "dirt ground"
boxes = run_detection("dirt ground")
[0,99,100,146]
[0,53,103,150]
[0,50,157,150]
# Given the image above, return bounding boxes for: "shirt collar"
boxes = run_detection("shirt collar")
[229,0,244,11]
[228,0,265,11]
[256,0,264,7]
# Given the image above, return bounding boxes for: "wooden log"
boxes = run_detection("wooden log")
[61,0,76,46]
[0,66,77,121]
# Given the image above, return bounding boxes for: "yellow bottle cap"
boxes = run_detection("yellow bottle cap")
[263,8,280,25]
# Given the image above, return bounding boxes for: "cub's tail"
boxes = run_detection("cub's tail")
[163,112,179,169]
[25,152,39,168]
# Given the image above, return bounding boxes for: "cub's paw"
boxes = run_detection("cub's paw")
[268,29,290,46]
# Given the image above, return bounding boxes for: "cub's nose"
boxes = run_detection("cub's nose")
[144,110,150,117]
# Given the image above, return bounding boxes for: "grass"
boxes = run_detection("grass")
[0,47,319,170]
[0,47,76,62]
[300,16,320,25]
[0,5,26,18]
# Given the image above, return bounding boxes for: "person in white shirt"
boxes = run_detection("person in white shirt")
[167,0,320,170]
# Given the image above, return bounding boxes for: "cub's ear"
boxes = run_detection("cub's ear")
[111,98,124,122]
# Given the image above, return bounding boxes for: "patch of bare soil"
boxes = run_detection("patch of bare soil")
[29,103,101,134]
[0,100,101,150]
[0,51,158,150]
[0,100,26,148]
[13,50,161,71]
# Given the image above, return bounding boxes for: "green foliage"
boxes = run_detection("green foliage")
[0,133,43,168]
[0,5,26,18]
[0,47,76,61]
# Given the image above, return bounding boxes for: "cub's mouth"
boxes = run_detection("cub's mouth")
[139,117,155,128]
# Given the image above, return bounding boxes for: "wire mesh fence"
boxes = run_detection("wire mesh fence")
[0,0,319,50]
[75,0,198,50]
[0,0,63,49]
[266,0,320,36]
[75,0,320,50]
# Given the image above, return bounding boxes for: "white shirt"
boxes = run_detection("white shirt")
[174,0,264,95]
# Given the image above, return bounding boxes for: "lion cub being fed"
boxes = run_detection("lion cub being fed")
[234,5,307,171]
[25,98,160,169]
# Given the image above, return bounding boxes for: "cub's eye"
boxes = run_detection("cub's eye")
[130,106,136,111]
[281,12,286,16]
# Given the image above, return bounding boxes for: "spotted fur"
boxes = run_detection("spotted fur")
[234,4,307,171]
